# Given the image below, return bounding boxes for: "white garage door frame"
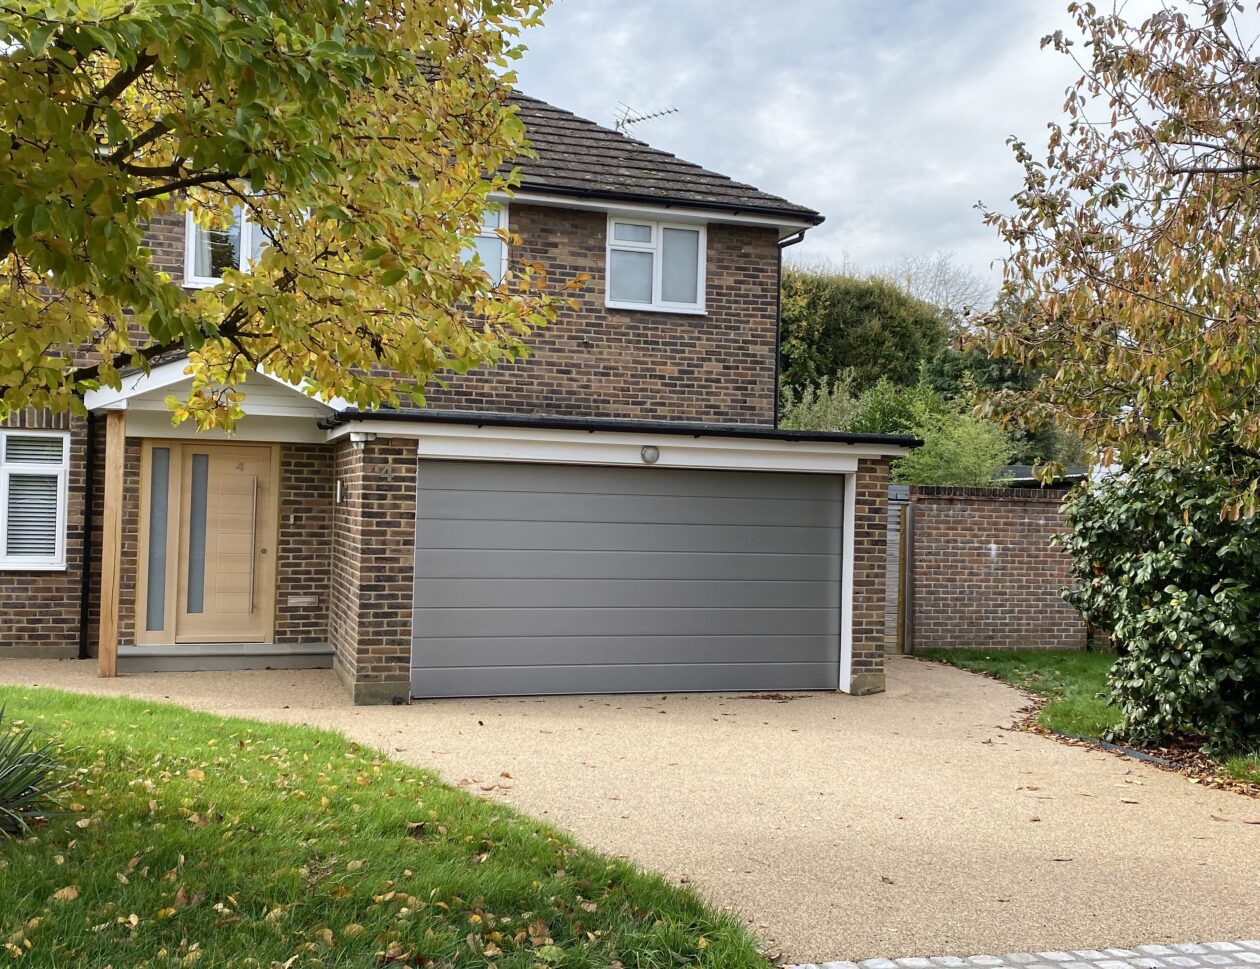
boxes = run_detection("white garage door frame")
[329,420,912,695]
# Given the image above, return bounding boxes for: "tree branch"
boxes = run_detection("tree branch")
[129,171,233,202]
[105,120,170,164]
[1169,162,1260,175]
[81,53,159,133]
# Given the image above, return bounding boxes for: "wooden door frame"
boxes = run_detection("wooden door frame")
[135,440,281,646]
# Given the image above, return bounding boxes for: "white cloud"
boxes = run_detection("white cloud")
[513,0,1088,282]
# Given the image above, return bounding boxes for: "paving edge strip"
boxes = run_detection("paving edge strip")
[788,940,1260,969]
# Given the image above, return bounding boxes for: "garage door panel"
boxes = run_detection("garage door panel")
[412,662,841,698]
[416,519,838,555]
[415,606,838,639]
[413,548,837,582]
[421,462,840,502]
[412,461,843,698]
[412,634,840,668]
[416,577,838,610]
[418,489,843,529]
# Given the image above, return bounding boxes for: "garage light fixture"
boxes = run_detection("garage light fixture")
[640,445,660,464]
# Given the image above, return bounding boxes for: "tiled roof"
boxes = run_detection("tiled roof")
[508,92,823,225]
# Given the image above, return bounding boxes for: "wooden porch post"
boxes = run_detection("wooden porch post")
[98,409,125,678]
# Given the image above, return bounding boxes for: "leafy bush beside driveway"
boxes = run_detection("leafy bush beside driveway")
[1060,456,1260,754]
[0,687,764,968]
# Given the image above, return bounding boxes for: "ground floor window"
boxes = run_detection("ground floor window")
[0,430,69,570]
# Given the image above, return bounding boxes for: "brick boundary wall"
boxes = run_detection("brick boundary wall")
[909,485,1087,651]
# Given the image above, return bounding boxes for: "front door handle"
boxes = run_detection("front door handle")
[249,476,258,614]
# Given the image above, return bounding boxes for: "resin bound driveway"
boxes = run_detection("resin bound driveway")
[1,656,1257,965]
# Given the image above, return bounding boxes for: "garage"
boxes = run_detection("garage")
[410,460,844,698]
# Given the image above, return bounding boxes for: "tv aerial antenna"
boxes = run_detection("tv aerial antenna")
[614,102,679,133]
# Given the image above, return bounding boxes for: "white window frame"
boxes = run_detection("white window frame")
[184,208,264,288]
[0,429,70,571]
[605,216,706,314]
[467,205,510,284]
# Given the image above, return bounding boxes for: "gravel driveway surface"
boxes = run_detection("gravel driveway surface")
[1,656,1257,964]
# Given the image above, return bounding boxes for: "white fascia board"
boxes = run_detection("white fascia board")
[83,358,193,410]
[84,361,348,416]
[324,420,911,471]
[495,190,816,239]
[123,410,329,444]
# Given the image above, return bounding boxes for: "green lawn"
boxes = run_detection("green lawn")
[919,649,1260,786]
[0,686,766,968]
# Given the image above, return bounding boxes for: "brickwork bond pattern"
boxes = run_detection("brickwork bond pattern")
[909,486,1086,651]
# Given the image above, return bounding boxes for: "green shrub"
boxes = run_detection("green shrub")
[779,371,860,431]
[847,377,944,436]
[0,707,71,836]
[1060,454,1260,753]
[892,409,1014,487]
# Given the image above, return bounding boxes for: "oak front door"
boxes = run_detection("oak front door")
[138,442,278,645]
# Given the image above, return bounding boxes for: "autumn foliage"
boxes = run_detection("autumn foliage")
[982,0,1260,510]
[0,0,566,426]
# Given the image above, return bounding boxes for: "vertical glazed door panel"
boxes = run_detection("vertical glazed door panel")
[173,444,277,643]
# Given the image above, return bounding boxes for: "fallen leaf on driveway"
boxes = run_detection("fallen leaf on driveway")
[880,876,894,885]
[1120,798,1139,804]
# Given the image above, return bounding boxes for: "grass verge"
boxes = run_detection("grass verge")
[918,649,1260,787]
[1224,751,1260,786]
[0,686,767,968]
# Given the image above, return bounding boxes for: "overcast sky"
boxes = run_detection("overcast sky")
[513,0,1088,285]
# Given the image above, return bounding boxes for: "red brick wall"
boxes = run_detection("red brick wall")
[422,205,779,424]
[909,486,1086,651]
[329,437,414,703]
[274,444,334,644]
[850,458,889,693]
[0,411,87,658]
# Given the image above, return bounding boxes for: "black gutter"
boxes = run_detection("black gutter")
[774,229,808,428]
[514,182,826,227]
[77,410,96,661]
[319,408,920,449]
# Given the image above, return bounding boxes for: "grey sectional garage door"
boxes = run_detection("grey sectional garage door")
[410,461,843,698]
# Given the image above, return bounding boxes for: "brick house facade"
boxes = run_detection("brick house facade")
[422,206,780,425]
[2,90,914,701]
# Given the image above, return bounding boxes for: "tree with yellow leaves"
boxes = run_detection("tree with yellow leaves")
[0,0,565,427]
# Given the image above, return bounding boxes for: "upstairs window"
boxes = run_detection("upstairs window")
[606,217,705,313]
[184,208,266,287]
[0,431,69,570]
[464,206,509,284]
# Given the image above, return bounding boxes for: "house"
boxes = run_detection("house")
[0,92,915,703]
